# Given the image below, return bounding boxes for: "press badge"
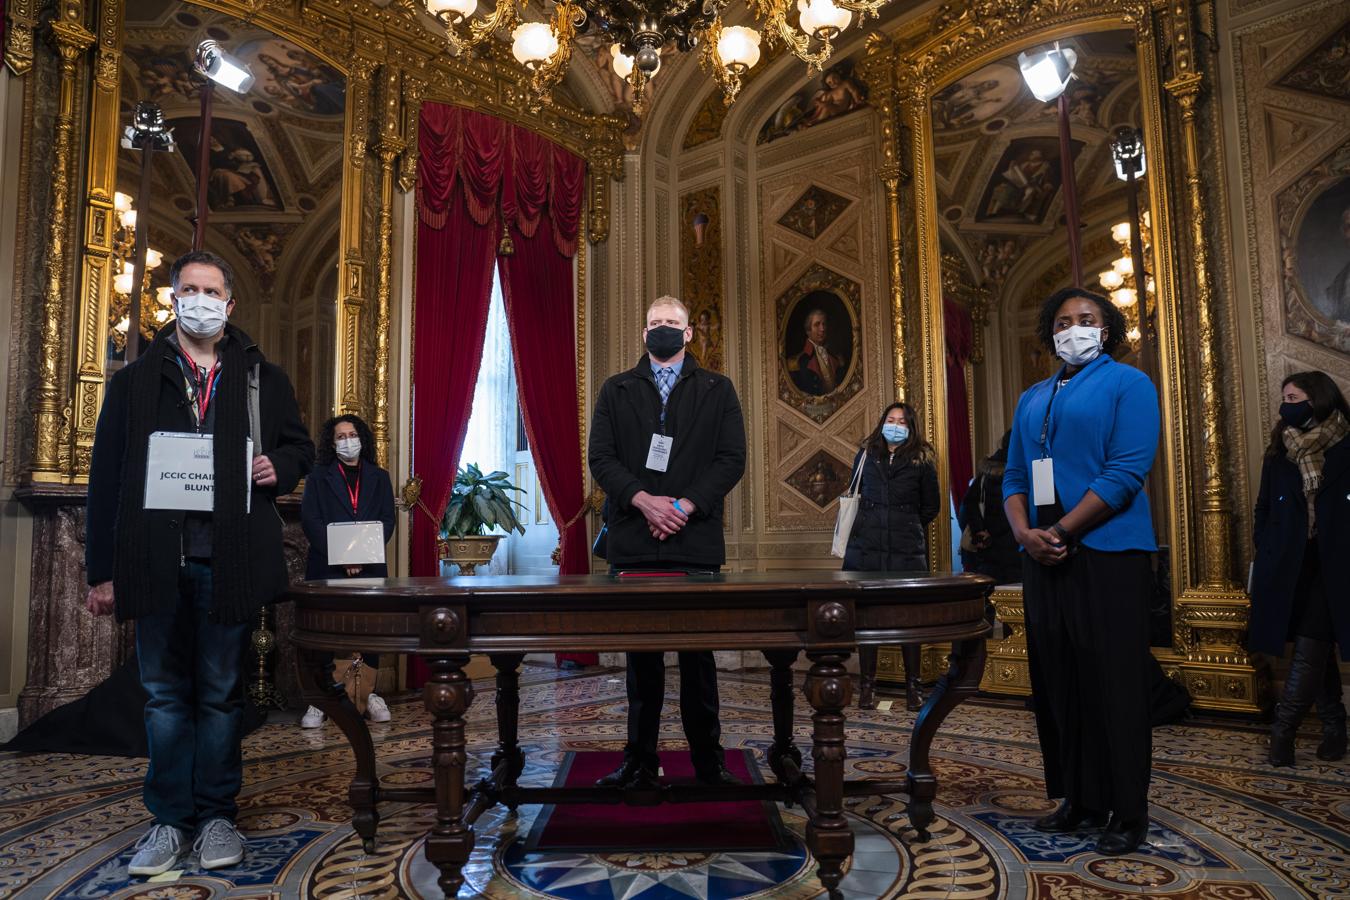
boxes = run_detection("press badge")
[646,434,672,472]
[1031,457,1056,507]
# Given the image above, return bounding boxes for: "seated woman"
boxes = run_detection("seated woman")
[299,414,397,727]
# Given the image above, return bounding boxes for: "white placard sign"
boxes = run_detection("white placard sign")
[327,521,387,566]
[144,431,253,512]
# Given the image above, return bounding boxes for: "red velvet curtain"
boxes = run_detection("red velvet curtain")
[410,107,501,582]
[412,103,593,671]
[945,298,974,509]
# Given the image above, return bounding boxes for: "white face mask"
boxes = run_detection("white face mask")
[174,292,229,339]
[1053,325,1103,367]
[335,437,362,462]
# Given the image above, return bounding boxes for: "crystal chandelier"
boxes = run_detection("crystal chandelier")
[423,0,890,110]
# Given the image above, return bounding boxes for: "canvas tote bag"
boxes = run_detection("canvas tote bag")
[831,453,867,558]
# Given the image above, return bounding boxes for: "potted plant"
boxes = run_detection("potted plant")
[438,464,526,575]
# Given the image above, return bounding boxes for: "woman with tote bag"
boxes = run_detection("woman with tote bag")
[840,401,940,710]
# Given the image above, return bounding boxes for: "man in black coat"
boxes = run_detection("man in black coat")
[588,295,747,788]
[85,250,314,877]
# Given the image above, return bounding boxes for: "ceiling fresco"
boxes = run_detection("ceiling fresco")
[931,30,1143,308]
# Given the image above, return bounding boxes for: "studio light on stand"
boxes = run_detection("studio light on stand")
[192,40,254,251]
[120,101,175,362]
[1110,124,1153,370]
[1018,42,1083,286]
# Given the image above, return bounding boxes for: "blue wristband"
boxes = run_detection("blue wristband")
[673,499,684,514]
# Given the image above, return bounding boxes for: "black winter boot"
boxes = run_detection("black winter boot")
[1270,637,1332,767]
[1315,649,1347,762]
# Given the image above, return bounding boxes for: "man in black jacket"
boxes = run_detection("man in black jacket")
[588,295,747,788]
[84,251,314,877]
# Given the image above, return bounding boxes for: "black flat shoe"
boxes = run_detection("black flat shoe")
[1033,800,1110,833]
[694,764,743,786]
[1096,816,1149,855]
[596,757,659,788]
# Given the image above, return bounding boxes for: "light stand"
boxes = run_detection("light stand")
[191,40,255,251]
[1057,92,1083,288]
[1019,43,1083,287]
[192,80,214,252]
[121,102,175,362]
[1112,125,1151,369]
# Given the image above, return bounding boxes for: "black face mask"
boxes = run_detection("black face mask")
[1279,400,1314,430]
[645,325,686,362]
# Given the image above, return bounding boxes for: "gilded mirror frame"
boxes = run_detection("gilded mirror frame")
[37,0,622,481]
[863,0,1262,711]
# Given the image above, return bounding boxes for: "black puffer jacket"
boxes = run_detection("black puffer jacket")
[842,449,940,572]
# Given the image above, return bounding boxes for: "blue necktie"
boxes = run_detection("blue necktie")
[657,367,675,422]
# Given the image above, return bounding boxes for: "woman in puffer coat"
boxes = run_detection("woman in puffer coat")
[843,401,940,710]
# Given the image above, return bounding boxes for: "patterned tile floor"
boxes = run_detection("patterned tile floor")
[2,663,1347,899]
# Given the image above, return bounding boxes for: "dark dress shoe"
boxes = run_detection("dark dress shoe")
[1097,816,1149,855]
[695,764,743,786]
[595,757,658,788]
[1033,800,1110,833]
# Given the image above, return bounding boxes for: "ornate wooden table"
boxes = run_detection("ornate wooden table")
[288,571,993,899]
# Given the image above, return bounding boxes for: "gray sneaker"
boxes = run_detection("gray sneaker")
[128,824,187,876]
[193,817,245,870]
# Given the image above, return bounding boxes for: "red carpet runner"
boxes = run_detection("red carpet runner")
[527,749,790,852]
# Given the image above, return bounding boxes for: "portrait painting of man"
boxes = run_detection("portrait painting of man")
[782,290,854,397]
[1295,176,1350,327]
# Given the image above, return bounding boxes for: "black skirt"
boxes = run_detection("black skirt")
[1022,546,1153,821]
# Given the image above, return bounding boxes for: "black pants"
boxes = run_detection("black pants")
[1023,547,1152,822]
[612,564,724,773]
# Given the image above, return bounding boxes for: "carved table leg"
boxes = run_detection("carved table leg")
[762,649,804,788]
[488,653,526,809]
[423,652,475,898]
[906,636,986,841]
[297,646,380,852]
[804,650,853,900]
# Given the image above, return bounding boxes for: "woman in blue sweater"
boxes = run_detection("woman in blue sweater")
[1003,288,1160,856]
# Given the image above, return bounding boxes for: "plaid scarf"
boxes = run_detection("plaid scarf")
[1282,410,1349,536]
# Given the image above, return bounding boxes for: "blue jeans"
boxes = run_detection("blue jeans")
[136,560,250,831]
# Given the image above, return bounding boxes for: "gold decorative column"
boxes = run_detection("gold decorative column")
[575,209,588,460]
[337,55,378,419]
[31,4,95,483]
[4,0,40,75]
[1164,0,1265,711]
[372,65,405,468]
[71,0,125,480]
[397,72,426,195]
[860,36,908,401]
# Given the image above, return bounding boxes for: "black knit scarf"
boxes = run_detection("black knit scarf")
[114,326,255,624]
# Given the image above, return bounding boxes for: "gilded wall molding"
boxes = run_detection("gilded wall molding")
[3,0,41,76]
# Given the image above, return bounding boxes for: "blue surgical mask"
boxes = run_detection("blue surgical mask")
[882,423,909,444]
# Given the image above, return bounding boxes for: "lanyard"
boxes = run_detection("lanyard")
[344,467,361,514]
[177,349,221,428]
[1038,378,1066,457]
